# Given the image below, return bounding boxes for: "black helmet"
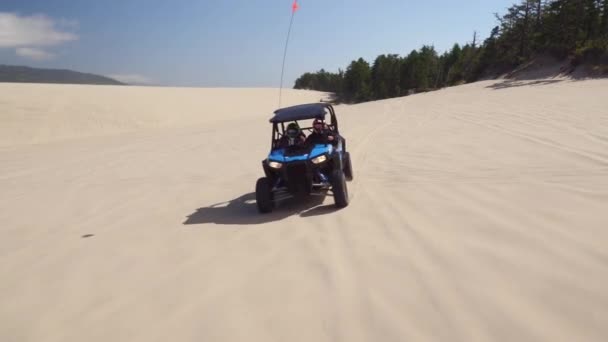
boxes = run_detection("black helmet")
[285,122,301,139]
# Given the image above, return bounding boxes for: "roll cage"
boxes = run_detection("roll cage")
[269,103,339,149]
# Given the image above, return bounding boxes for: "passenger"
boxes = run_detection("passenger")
[305,118,335,186]
[305,118,335,145]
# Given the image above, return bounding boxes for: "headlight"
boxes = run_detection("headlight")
[311,155,327,164]
[268,161,282,169]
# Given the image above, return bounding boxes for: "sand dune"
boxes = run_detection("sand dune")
[1,79,607,341]
[0,83,330,147]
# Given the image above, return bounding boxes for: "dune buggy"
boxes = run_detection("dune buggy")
[255,103,353,213]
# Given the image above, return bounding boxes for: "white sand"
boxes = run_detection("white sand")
[1,79,607,342]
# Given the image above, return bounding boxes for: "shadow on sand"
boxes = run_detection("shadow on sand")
[486,79,564,90]
[183,192,339,226]
[485,57,607,90]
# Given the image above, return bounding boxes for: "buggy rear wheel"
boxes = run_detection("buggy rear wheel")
[343,152,353,181]
[331,169,349,208]
[256,177,274,213]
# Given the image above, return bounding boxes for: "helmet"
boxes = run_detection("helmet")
[312,118,325,133]
[285,122,301,139]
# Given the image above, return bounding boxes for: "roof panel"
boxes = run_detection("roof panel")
[270,103,330,123]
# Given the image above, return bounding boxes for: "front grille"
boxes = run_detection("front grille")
[286,163,306,177]
[285,163,308,193]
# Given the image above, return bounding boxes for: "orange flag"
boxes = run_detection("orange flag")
[292,0,299,13]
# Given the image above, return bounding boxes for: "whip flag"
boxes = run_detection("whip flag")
[279,0,299,107]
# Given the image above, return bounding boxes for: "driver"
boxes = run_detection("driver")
[278,122,306,148]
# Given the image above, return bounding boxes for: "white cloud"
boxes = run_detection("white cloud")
[107,74,154,85]
[0,12,78,60]
[15,47,55,60]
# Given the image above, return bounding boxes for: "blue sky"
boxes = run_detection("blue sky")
[0,0,513,87]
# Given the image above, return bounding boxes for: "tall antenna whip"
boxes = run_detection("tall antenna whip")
[278,0,299,108]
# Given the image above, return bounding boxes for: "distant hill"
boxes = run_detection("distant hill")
[0,65,125,85]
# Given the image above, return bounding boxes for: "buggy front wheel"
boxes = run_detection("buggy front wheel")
[331,169,349,208]
[256,177,274,213]
[343,152,353,181]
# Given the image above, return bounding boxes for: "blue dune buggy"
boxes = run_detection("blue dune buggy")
[256,103,353,213]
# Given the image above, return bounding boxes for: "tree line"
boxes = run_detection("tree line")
[294,0,608,103]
